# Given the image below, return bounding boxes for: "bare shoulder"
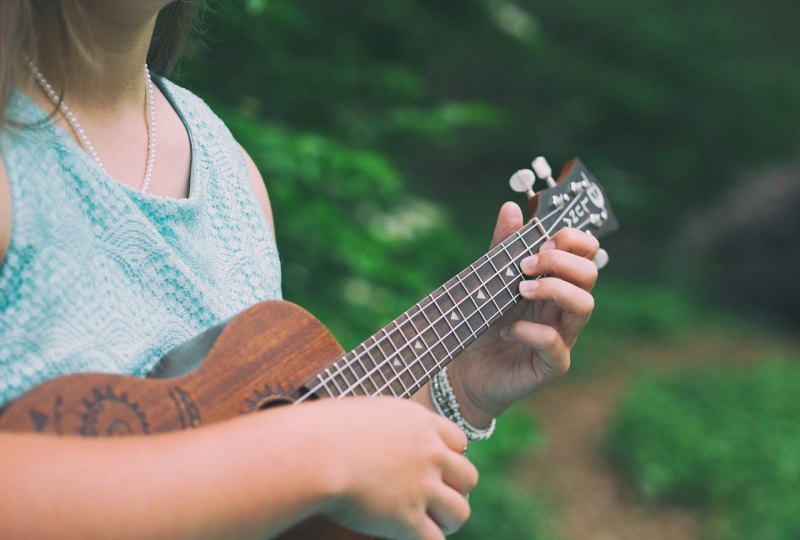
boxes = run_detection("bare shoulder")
[237,143,275,233]
[0,155,10,267]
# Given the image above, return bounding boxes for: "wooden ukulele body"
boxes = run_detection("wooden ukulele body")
[0,300,368,540]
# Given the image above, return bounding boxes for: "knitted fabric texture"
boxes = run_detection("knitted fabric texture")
[0,78,282,406]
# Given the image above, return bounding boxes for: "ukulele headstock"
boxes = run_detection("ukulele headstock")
[511,157,619,241]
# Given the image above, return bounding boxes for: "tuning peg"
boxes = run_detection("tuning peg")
[509,169,536,198]
[592,248,609,270]
[532,156,556,188]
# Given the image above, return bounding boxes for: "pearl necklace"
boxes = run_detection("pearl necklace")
[27,61,157,193]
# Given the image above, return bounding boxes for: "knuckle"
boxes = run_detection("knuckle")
[583,292,596,314]
[545,250,564,275]
[455,497,472,527]
[554,353,572,376]
[467,462,480,490]
[587,262,599,284]
[542,326,561,350]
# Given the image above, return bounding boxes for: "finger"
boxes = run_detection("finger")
[503,320,571,377]
[441,452,479,496]
[427,485,472,536]
[489,201,524,248]
[520,249,599,291]
[518,277,595,320]
[539,228,599,260]
[410,517,446,540]
[434,416,468,453]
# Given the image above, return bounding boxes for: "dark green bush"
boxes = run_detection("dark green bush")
[607,360,800,539]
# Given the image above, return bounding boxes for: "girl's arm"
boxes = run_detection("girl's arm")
[0,396,476,540]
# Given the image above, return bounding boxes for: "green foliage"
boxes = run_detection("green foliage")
[454,406,558,540]
[177,0,800,329]
[220,108,471,347]
[182,0,800,257]
[589,279,705,339]
[606,360,800,539]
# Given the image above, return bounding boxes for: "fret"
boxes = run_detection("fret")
[435,305,464,359]
[459,266,482,299]
[325,366,347,397]
[375,328,411,397]
[494,243,514,272]
[404,312,435,384]
[443,287,473,345]
[503,235,530,260]
[313,373,335,398]
[422,299,452,345]
[520,225,543,253]
[466,299,490,335]
[336,358,363,395]
[386,319,419,391]
[363,338,398,397]
[343,351,371,396]
[445,319,464,355]
[422,300,448,337]
[476,256,508,308]
[450,274,480,321]
[418,304,453,365]
[335,355,363,397]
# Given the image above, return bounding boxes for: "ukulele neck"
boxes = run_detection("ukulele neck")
[308,219,546,399]
[299,158,617,402]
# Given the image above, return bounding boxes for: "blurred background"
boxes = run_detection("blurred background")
[177,1,800,538]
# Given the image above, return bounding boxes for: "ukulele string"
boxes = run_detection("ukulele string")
[366,212,595,399]
[293,224,534,404]
[349,199,596,400]
[295,196,589,403]
[295,194,590,403]
[296,195,588,403]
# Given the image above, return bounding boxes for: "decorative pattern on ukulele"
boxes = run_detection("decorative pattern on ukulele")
[168,386,202,429]
[245,383,301,411]
[77,387,150,436]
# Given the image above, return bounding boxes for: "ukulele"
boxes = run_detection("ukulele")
[0,157,618,539]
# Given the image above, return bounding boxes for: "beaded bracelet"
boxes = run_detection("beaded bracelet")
[430,366,496,442]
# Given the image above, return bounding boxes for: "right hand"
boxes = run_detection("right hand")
[311,397,478,540]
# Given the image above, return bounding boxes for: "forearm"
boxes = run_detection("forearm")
[0,407,334,539]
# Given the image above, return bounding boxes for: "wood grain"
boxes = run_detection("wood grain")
[0,300,370,540]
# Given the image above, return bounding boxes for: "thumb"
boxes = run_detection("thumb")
[490,201,524,248]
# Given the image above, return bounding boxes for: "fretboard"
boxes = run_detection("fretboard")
[302,217,551,400]
[293,158,617,404]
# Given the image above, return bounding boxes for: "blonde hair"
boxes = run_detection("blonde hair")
[0,0,199,124]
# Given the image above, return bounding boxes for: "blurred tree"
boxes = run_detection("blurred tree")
[176,0,800,335]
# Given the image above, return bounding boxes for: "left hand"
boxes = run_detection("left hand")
[447,201,600,427]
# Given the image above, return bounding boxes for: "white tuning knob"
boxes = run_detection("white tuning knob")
[532,156,556,188]
[592,248,609,270]
[509,169,536,197]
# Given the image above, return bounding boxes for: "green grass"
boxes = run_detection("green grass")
[606,359,800,539]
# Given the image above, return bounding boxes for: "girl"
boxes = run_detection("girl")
[0,1,600,538]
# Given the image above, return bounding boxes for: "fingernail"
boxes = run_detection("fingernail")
[540,240,556,251]
[519,280,539,295]
[499,326,509,339]
[520,255,538,274]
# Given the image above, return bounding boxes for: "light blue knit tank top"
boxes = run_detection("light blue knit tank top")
[0,78,282,407]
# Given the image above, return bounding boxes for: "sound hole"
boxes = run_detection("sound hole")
[256,397,293,410]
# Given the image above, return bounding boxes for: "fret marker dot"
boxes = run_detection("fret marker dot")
[414,340,424,350]
[477,290,487,300]
[450,312,460,321]
[393,358,402,367]
[506,267,515,277]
